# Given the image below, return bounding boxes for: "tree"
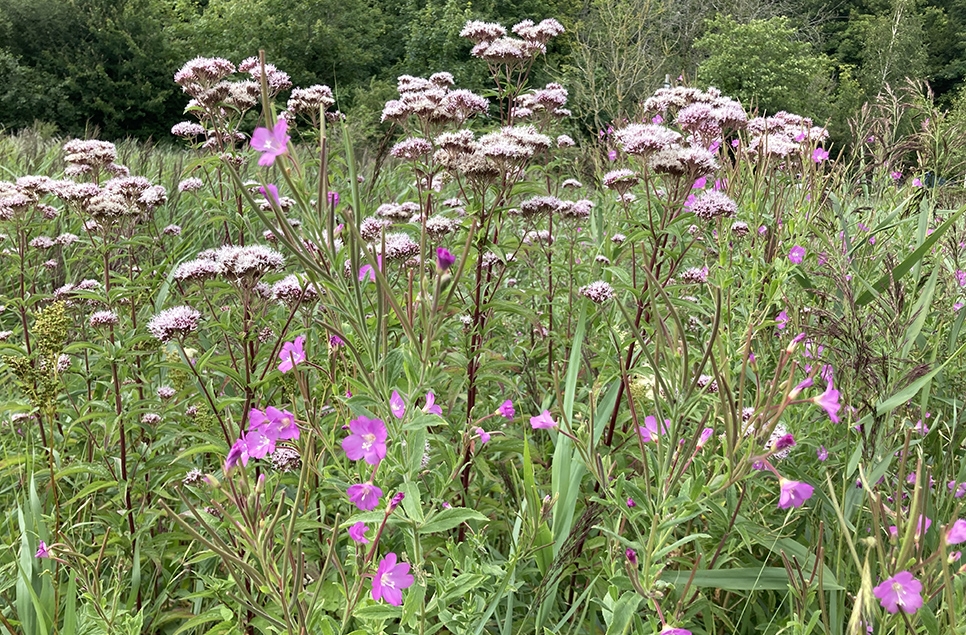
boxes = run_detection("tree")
[695,14,834,117]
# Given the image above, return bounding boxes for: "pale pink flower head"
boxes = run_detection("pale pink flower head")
[812,381,841,423]
[342,416,388,465]
[371,552,414,606]
[390,390,406,419]
[530,410,557,429]
[347,482,383,511]
[348,521,369,544]
[422,392,443,415]
[778,478,814,509]
[251,119,290,167]
[498,399,515,419]
[945,519,966,545]
[278,335,306,373]
[639,415,669,443]
[873,571,923,614]
[788,245,806,264]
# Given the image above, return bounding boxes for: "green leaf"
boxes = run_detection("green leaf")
[418,507,489,534]
[661,567,843,591]
[604,591,641,635]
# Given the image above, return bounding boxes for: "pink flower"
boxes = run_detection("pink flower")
[278,335,306,373]
[371,552,414,606]
[651,114,663,124]
[436,247,455,271]
[607,150,617,161]
[873,571,923,614]
[626,497,636,508]
[812,147,829,163]
[390,390,405,419]
[422,392,443,415]
[817,445,828,461]
[259,183,280,205]
[475,427,491,444]
[347,482,383,511]
[913,177,923,187]
[778,478,814,509]
[349,522,369,544]
[225,437,251,470]
[776,310,789,330]
[251,119,290,167]
[530,410,557,429]
[889,515,931,539]
[36,540,50,559]
[891,171,902,181]
[660,629,692,635]
[498,399,515,419]
[945,519,966,545]
[342,416,388,465]
[812,381,841,423]
[639,415,669,442]
[697,427,714,448]
[789,246,806,264]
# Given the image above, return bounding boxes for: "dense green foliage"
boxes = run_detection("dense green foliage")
[3,0,966,140]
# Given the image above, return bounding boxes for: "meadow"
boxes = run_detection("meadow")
[2,17,966,635]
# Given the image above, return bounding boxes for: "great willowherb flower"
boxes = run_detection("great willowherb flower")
[660,628,692,635]
[777,478,814,509]
[530,410,557,429]
[789,245,806,264]
[812,381,841,423]
[250,119,290,167]
[422,392,443,415]
[347,482,383,511]
[278,335,306,373]
[371,552,414,606]
[342,416,388,466]
[873,571,923,614]
[812,147,829,163]
[475,427,491,444]
[499,400,515,419]
[225,437,251,470]
[436,247,455,271]
[36,540,49,559]
[639,416,670,442]
[349,521,369,544]
[390,390,405,419]
[945,519,966,545]
[817,445,828,461]
[625,548,638,565]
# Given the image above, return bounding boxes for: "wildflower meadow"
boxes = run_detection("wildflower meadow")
[3,15,966,635]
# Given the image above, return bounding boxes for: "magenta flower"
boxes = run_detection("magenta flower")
[772,433,796,452]
[660,629,692,635]
[530,410,557,429]
[873,571,923,614]
[259,183,281,206]
[422,392,443,415]
[778,478,814,509]
[342,416,388,465]
[946,519,966,545]
[251,119,290,167]
[625,548,638,565]
[475,427,491,444]
[626,497,636,508]
[889,515,931,539]
[278,335,306,373]
[498,400,515,419]
[913,177,923,187]
[328,191,340,208]
[347,482,383,511]
[371,552,414,606]
[607,150,617,161]
[789,245,806,264]
[776,310,789,330]
[697,427,714,448]
[36,540,49,559]
[812,381,841,423]
[390,390,405,419]
[359,264,375,283]
[891,170,902,181]
[348,521,370,544]
[812,147,829,163]
[639,415,669,443]
[225,437,251,470]
[817,445,828,461]
[436,247,455,271]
